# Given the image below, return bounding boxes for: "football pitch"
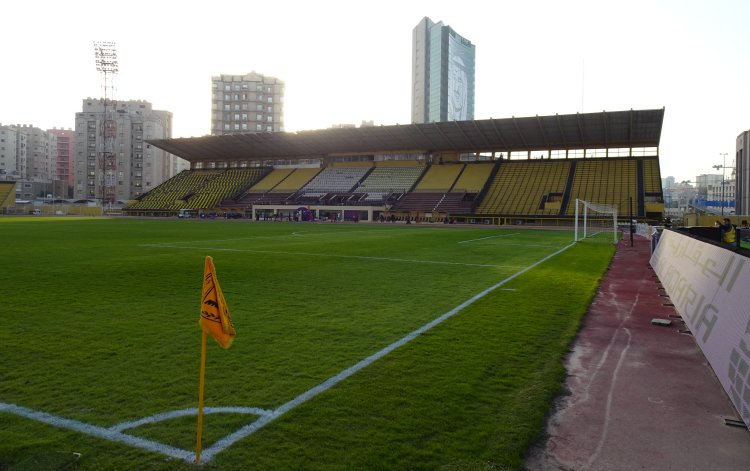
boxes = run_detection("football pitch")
[0,217,615,470]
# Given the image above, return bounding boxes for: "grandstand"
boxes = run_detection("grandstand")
[0,181,15,210]
[125,168,268,215]
[135,109,665,222]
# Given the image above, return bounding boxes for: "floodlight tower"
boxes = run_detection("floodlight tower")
[94,41,119,205]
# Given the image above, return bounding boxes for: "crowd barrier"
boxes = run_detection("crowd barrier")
[650,229,750,427]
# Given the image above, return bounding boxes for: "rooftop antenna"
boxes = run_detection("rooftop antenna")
[93,41,118,205]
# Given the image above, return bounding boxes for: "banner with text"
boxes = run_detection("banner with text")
[650,230,750,426]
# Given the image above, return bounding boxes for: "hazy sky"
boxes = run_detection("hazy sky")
[2,0,748,183]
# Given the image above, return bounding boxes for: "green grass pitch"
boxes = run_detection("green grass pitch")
[0,217,615,470]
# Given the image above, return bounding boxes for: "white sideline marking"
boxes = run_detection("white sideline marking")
[458,233,519,244]
[2,241,575,463]
[140,244,515,269]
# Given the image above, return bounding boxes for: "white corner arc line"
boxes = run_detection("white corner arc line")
[199,241,576,462]
[110,406,273,432]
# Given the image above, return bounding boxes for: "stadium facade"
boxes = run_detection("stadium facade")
[74,99,181,201]
[411,17,475,124]
[211,73,284,136]
[136,109,666,223]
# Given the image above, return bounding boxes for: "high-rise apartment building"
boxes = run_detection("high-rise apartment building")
[737,130,750,215]
[411,17,475,124]
[211,72,284,135]
[74,99,179,201]
[0,124,56,182]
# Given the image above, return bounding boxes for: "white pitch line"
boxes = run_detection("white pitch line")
[458,233,519,244]
[110,406,273,432]
[199,241,576,462]
[139,244,515,269]
[0,402,194,462]
[3,241,575,463]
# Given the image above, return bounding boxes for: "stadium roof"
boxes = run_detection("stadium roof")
[148,108,664,163]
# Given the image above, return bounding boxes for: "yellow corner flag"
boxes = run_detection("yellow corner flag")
[200,256,236,348]
[197,256,236,463]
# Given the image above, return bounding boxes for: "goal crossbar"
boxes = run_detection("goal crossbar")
[574,199,618,244]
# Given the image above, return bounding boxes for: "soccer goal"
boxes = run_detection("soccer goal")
[574,199,618,244]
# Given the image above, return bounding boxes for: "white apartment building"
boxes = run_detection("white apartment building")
[0,124,57,183]
[211,72,284,135]
[74,99,182,202]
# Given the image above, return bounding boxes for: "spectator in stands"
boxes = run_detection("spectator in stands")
[717,218,736,245]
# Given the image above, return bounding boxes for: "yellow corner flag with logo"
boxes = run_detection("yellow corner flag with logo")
[200,256,236,349]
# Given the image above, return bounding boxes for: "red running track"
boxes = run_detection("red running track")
[526,236,750,470]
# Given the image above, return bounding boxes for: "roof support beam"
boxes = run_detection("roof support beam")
[489,119,509,150]
[536,115,550,149]
[470,120,492,149]
[512,116,530,149]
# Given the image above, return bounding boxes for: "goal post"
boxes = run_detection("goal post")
[574,199,618,244]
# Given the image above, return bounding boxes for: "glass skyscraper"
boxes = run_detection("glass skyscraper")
[411,17,476,124]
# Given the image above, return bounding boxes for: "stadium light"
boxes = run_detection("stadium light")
[94,41,118,74]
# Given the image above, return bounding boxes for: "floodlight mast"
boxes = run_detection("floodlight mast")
[93,41,118,206]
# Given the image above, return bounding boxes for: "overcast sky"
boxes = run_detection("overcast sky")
[2,0,748,183]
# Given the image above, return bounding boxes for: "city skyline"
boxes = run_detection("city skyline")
[1,0,749,185]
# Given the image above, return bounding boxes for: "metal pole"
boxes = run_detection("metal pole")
[629,197,633,247]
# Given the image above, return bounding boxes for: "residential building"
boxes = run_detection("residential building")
[0,124,59,198]
[211,72,284,135]
[411,17,475,124]
[0,124,22,180]
[74,99,179,202]
[48,128,75,195]
[737,130,750,215]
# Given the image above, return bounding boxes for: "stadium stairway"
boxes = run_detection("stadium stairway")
[526,235,750,470]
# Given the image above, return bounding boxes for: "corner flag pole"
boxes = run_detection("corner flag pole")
[195,256,237,463]
[196,330,207,463]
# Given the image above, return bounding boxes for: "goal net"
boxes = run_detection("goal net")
[574,199,618,244]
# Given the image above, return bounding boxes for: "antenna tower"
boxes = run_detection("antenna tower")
[94,41,118,205]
